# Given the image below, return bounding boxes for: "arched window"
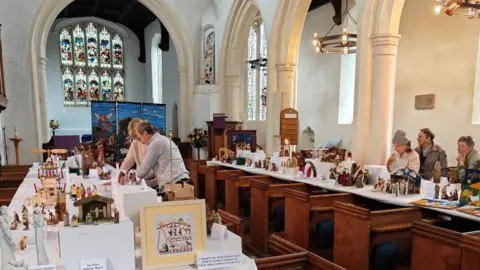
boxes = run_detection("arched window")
[203,28,215,84]
[59,22,125,107]
[246,18,267,121]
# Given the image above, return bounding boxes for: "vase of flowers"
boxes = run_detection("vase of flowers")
[188,127,208,159]
[49,119,60,137]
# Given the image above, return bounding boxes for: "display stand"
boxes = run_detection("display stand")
[113,184,157,227]
[9,136,22,165]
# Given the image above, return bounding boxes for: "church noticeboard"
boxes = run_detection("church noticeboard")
[415,94,435,110]
[280,108,299,146]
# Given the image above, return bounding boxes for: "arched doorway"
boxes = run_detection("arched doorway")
[30,0,194,148]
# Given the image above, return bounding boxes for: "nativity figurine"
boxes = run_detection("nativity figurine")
[71,215,78,227]
[64,211,70,227]
[10,211,20,230]
[21,205,29,230]
[0,206,28,270]
[33,207,49,265]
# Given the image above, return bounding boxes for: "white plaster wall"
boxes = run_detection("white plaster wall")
[0,0,44,164]
[163,38,179,132]
[297,4,357,149]
[395,0,480,166]
[45,18,146,137]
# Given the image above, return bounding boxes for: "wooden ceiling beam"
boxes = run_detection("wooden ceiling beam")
[117,0,137,22]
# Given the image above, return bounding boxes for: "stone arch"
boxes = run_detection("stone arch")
[219,0,260,121]
[30,0,194,146]
[264,0,310,153]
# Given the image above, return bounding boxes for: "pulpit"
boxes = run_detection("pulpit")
[206,120,242,159]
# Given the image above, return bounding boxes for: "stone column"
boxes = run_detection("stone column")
[277,63,297,109]
[366,33,401,165]
[178,66,189,140]
[226,75,241,121]
[38,57,49,143]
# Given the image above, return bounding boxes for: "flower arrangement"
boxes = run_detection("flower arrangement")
[49,119,60,131]
[187,128,208,148]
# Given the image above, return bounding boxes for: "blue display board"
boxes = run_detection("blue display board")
[118,102,142,159]
[142,103,166,135]
[90,101,117,163]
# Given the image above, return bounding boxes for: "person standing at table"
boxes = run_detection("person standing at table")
[118,118,155,186]
[391,130,420,173]
[135,121,190,188]
[415,128,449,180]
[456,136,480,168]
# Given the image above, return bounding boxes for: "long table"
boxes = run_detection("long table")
[4,167,257,269]
[208,160,480,223]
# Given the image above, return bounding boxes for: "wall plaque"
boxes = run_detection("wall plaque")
[415,94,435,110]
[280,108,299,145]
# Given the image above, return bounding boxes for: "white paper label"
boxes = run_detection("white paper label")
[326,179,336,186]
[28,265,56,270]
[471,196,480,202]
[423,181,436,200]
[81,259,107,270]
[284,113,297,119]
[197,251,243,270]
[210,223,228,240]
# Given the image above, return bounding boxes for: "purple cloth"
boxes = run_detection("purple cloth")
[53,135,80,150]
[213,115,226,130]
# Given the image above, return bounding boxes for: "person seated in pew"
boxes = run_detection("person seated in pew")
[118,118,156,186]
[135,121,190,191]
[392,130,420,173]
[456,136,480,168]
[415,128,449,180]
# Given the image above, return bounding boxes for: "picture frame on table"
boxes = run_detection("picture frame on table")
[225,130,256,152]
[140,199,207,269]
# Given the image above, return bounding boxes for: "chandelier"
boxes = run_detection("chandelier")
[434,0,480,18]
[312,0,357,54]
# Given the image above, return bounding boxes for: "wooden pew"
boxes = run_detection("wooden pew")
[224,172,271,216]
[284,189,353,251]
[460,231,480,270]
[255,234,346,270]
[188,160,207,198]
[0,187,18,206]
[204,166,245,210]
[218,209,244,241]
[246,179,307,257]
[411,219,480,270]
[333,201,422,270]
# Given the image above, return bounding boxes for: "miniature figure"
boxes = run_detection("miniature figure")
[33,207,49,265]
[86,213,93,224]
[76,184,82,199]
[86,186,92,197]
[71,215,78,227]
[64,211,70,226]
[0,206,29,269]
[80,184,86,199]
[55,203,63,222]
[47,211,57,225]
[114,210,120,224]
[22,205,29,230]
[70,184,77,201]
[11,211,20,230]
[435,184,440,199]
[19,236,28,251]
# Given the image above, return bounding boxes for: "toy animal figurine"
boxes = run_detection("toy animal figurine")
[22,205,29,230]
[71,215,78,227]
[19,236,28,251]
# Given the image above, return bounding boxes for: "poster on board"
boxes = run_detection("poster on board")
[90,101,117,164]
[118,102,142,160]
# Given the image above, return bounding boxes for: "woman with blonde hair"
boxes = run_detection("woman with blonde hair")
[119,118,155,185]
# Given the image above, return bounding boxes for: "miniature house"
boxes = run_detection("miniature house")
[43,178,57,206]
[73,195,114,222]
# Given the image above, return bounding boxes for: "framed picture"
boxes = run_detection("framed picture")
[415,94,435,110]
[225,130,257,151]
[140,199,207,269]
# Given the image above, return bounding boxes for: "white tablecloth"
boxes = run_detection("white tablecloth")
[207,160,480,223]
[5,170,257,270]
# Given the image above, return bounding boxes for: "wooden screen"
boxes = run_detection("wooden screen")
[280,108,299,145]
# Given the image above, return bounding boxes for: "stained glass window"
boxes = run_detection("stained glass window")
[59,22,125,106]
[246,19,267,121]
[203,29,215,84]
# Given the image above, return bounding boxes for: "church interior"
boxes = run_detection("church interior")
[1,0,480,269]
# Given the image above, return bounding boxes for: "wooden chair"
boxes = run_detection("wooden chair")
[246,179,307,257]
[188,160,206,198]
[333,201,422,270]
[218,209,244,241]
[224,172,271,216]
[411,219,480,270]
[284,189,353,252]
[204,166,246,210]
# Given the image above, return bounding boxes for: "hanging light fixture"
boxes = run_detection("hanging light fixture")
[434,0,480,19]
[312,0,357,54]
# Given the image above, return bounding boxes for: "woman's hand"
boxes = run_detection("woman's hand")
[457,153,465,165]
